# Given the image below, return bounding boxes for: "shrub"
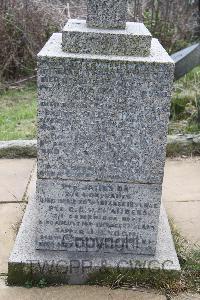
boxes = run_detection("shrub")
[128,0,199,54]
[0,0,199,81]
[0,0,68,81]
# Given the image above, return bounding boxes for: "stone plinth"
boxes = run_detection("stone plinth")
[36,179,162,254]
[86,0,127,29]
[38,34,173,186]
[62,20,152,56]
[8,0,180,284]
[36,33,174,254]
[8,188,180,285]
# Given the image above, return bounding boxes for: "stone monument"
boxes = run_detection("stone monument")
[8,0,180,285]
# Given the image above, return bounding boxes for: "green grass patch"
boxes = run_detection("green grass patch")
[170,221,200,293]
[87,268,181,295]
[170,66,200,134]
[0,84,37,140]
[86,223,200,296]
[0,66,200,140]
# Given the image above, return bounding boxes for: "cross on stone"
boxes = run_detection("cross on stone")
[86,0,128,29]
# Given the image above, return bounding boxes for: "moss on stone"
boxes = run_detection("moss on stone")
[0,141,37,158]
[7,262,70,287]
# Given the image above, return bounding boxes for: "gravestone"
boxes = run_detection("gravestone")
[8,0,180,285]
[171,43,200,80]
[86,0,128,29]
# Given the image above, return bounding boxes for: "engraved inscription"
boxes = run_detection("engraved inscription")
[37,57,172,183]
[36,179,161,254]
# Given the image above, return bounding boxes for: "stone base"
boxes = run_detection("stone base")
[86,0,127,30]
[36,179,162,254]
[62,19,152,56]
[8,188,180,285]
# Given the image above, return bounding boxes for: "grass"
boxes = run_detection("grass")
[87,223,200,297]
[0,83,37,140]
[7,215,200,295]
[1,85,198,293]
[170,221,200,293]
[0,66,199,141]
[24,278,48,289]
[173,66,200,105]
[169,66,200,134]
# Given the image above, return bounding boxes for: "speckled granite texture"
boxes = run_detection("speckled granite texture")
[62,20,152,56]
[8,0,178,281]
[37,33,174,185]
[36,32,174,252]
[36,179,162,253]
[86,0,127,29]
[8,189,180,285]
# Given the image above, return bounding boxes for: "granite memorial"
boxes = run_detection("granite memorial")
[8,0,180,285]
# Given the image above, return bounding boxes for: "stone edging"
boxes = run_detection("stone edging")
[0,135,200,158]
[0,140,37,158]
[167,134,200,157]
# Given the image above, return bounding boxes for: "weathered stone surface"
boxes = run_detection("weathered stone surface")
[166,200,200,246]
[8,0,178,282]
[0,203,26,273]
[0,136,199,159]
[0,135,199,159]
[167,134,200,157]
[37,33,174,185]
[171,43,200,80]
[0,140,37,158]
[0,159,35,203]
[86,0,127,29]
[62,20,152,56]
[36,179,162,254]
[163,157,200,245]
[8,188,180,285]
[172,293,200,300]
[0,277,168,300]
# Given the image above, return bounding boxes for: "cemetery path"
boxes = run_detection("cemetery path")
[163,157,200,246]
[0,158,199,299]
[0,277,168,300]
